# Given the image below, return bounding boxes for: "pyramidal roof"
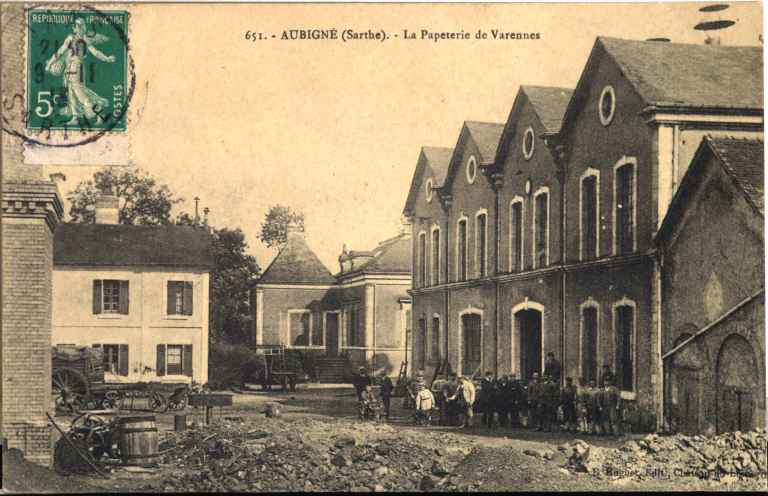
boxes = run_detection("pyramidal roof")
[258,230,336,285]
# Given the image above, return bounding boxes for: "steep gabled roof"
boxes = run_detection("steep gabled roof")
[442,121,504,194]
[494,85,573,168]
[707,137,764,215]
[464,121,505,165]
[657,136,764,244]
[54,224,214,268]
[258,232,336,285]
[402,146,453,215]
[521,86,573,133]
[337,234,412,279]
[599,37,763,110]
[557,37,763,141]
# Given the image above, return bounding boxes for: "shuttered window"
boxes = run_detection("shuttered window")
[101,344,129,376]
[510,201,523,272]
[93,280,129,315]
[156,344,193,377]
[582,175,598,260]
[167,281,194,316]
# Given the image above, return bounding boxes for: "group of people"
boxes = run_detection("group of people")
[351,355,623,436]
[436,353,624,436]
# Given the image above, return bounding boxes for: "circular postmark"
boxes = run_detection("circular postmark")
[1,3,136,148]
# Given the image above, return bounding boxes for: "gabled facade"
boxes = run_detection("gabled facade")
[657,137,764,435]
[52,198,214,385]
[251,226,412,378]
[406,36,763,433]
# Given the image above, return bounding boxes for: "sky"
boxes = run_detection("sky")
[45,2,763,273]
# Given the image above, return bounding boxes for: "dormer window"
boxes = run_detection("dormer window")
[522,127,535,160]
[466,156,477,184]
[599,85,616,126]
[425,178,434,203]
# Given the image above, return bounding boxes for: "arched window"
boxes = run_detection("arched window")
[418,232,427,287]
[509,197,524,272]
[533,187,550,268]
[475,210,488,278]
[456,217,468,282]
[431,315,441,362]
[613,298,636,392]
[580,169,600,261]
[613,158,637,255]
[431,226,441,286]
[579,300,600,384]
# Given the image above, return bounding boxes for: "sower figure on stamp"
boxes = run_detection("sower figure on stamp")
[45,18,116,125]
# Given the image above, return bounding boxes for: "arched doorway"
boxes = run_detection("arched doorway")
[716,334,758,433]
[669,331,705,434]
[516,309,542,382]
[460,313,482,376]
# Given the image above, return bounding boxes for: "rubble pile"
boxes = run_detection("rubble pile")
[148,417,471,492]
[562,429,767,485]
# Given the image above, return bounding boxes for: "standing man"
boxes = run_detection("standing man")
[586,380,601,435]
[598,364,615,388]
[544,352,562,384]
[561,377,578,433]
[479,371,497,429]
[601,377,621,436]
[509,373,524,427]
[541,375,559,432]
[448,376,476,429]
[353,366,372,401]
[442,373,459,426]
[527,373,541,430]
[379,371,394,419]
[496,375,511,428]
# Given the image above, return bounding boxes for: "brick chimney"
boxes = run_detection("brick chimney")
[95,187,119,224]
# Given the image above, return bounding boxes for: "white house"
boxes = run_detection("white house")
[52,194,214,384]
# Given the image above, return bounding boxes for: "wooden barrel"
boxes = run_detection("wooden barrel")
[117,415,159,466]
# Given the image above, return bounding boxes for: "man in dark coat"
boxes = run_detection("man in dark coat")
[598,364,615,388]
[509,373,524,427]
[544,352,562,384]
[561,377,578,433]
[541,375,560,432]
[600,377,621,436]
[353,366,372,401]
[495,375,511,427]
[379,371,394,418]
[527,373,541,430]
[479,371,497,428]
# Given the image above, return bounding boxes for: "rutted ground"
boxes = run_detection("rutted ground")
[3,387,766,492]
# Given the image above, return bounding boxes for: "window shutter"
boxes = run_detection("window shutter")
[93,280,102,314]
[119,281,130,315]
[156,344,166,376]
[167,283,176,315]
[182,345,193,377]
[118,344,129,376]
[183,282,194,316]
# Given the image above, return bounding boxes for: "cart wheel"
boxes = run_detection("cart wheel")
[52,368,90,414]
[102,390,120,410]
[150,392,168,413]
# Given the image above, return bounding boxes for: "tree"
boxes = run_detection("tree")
[259,205,305,249]
[67,167,181,225]
[209,227,260,344]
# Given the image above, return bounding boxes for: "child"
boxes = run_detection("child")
[414,382,435,426]
[359,384,382,421]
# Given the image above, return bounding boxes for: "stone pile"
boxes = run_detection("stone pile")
[147,417,470,492]
[561,429,767,485]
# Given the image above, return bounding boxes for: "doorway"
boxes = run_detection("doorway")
[716,334,758,433]
[516,309,542,382]
[325,312,340,357]
[461,314,482,376]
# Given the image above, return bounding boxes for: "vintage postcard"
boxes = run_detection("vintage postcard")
[1,1,765,493]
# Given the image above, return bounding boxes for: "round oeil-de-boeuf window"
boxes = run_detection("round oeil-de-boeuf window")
[523,127,535,160]
[425,177,434,202]
[599,85,616,126]
[466,156,477,184]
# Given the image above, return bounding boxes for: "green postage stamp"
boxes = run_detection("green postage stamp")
[26,9,129,132]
